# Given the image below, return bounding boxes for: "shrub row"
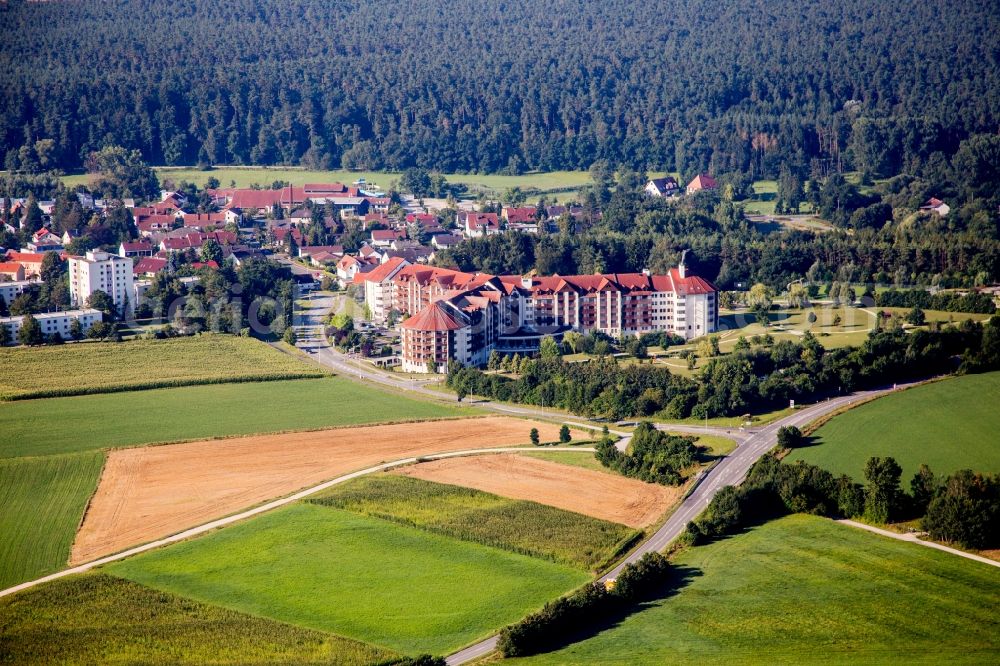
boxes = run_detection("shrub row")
[497,552,672,657]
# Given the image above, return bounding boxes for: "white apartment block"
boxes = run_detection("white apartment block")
[69,250,135,315]
[0,308,103,344]
[0,280,41,308]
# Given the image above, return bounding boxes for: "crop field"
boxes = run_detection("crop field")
[311,474,638,571]
[72,416,567,564]
[0,452,104,588]
[108,503,590,656]
[390,453,678,529]
[514,514,1000,665]
[0,335,325,400]
[0,573,395,665]
[0,376,468,459]
[791,372,1000,480]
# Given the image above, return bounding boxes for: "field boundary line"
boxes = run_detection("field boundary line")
[0,447,594,600]
[836,519,1000,569]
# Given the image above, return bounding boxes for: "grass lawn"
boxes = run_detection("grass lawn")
[0,376,468,458]
[0,452,104,588]
[64,167,599,195]
[514,514,1000,665]
[0,335,325,400]
[0,573,395,665]
[790,372,1000,480]
[310,475,637,571]
[521,450,608,472]
[108,503,589,656]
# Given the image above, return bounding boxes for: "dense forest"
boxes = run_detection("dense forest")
[1,0,998,177]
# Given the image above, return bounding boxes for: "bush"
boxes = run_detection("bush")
[497,552,672,657]
[776,425,803,448]
[559,424,571,443]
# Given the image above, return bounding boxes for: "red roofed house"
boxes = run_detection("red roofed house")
[686,173,718,195]
[182,212,227,229]
[461,212,500,238]
[133,257,168,277]
[0,262,25,281]
[919,198,950,216]
[502,207,537,225]
[4,251,47,278]
[371,229,406,247]
[119,241,154,258]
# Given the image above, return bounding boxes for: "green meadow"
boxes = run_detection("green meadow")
[0,573,396,664]
[0,452,105,588]
[0,376,469,458]
[514,514,1000,665]
[791,372,1000,480]
[109,503,590,655]
[311,474,639,571]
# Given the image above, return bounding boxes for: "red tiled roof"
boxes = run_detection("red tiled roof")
[356,256,409,283]
[120,241,152,252]
[503,207,536,224]
[133,257,167,275]
[466,213,500,230]
[5,251,46,264]
[687,174,718,192]
[0,261,24,273]
[401,300,466,331]
[182,213,226,227]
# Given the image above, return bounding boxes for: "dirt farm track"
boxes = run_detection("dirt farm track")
[72,417,578,564]
[392,453,681,528]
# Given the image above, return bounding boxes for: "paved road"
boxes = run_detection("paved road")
[0,447,595,600]
[446,384,910,665]
[838,519,1000,569]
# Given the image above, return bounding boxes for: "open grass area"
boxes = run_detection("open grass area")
[310,474,637,571]
[0,376,468,458]
[514,514,1000,665]
[0,452,104,588]
[520,450,608,472]
[0,573,395,664]
[791,372,1000,480]
[64,166,598,196]
[108,503,589,656]
[0,335,325,400]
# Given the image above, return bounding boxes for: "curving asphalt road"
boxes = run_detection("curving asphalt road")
[444,384,911,665]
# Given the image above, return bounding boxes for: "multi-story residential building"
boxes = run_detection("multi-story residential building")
[391,262,717,372]
[69,250,134,314]
[0,308,102,344]
[0,279,39,306]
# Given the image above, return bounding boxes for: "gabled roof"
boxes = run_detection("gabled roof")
[401,300,467,332]
[133,257,167,275]
[686,173,718,192]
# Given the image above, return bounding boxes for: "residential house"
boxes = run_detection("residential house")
[461,212,500,238]
[686,173,718,195]
[5,251,47,278]
[0,262,26,282]
[645,177,680,197]
[119,241,154,258]
[920,198,950,216]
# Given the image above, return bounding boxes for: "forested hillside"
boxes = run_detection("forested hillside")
[1,0,997,176]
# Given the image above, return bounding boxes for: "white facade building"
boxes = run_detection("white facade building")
[69,250,135,315]
[0,309,103,344]
[0,280,41,308]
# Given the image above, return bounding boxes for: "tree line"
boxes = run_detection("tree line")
[446,318,1000,420]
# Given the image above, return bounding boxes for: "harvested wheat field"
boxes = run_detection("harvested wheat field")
[392,453,680,528]
[72,417,577,565]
